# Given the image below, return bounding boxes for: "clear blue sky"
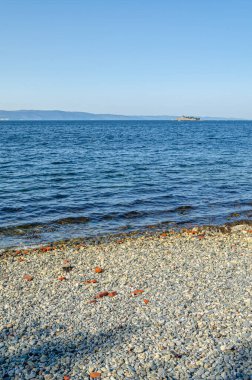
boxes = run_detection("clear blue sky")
[1,0,252,118]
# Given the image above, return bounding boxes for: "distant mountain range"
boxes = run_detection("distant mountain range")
[0,110,240,121]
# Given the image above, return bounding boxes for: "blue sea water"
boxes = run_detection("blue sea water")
[0,120,251,248]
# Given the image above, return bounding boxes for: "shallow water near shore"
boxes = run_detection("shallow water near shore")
[0,120,252,248]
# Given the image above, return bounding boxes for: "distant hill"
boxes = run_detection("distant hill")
[0,110,238,121]
[0,110,177,121]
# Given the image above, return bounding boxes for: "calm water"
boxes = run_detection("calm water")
[0,120,251,248]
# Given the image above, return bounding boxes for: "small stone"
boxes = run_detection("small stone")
[157,367,166,378]
[40,355,47,362]
[244,298,251,306]
[62,261,73,272]
[135,346,144,353]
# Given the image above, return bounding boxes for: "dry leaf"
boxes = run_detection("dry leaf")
[84,279,97,284]
[23,274,33,281]
[96,291,109,298]
[90,372,101,379]
[88,299,97,304]
[132,289,144,296]
[108,291,117,297]
[160,232,167,238]
[94,267,103,273]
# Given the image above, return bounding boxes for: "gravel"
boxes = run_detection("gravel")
[0,225,251,379]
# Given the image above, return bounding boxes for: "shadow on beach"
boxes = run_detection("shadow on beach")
[1,321,251,379]
[1,323,139,378]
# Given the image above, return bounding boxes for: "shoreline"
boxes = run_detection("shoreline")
[1,219,252,257]
[1,222,251,378]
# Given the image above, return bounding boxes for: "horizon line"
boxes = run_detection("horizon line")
[0,109,250,120]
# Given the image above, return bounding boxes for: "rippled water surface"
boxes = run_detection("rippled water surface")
[0,120,251,248]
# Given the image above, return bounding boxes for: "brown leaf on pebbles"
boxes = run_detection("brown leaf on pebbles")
[40,246,51,252]
[108,291,118,297]
[160,232,167,238]
[116,239,124,244]
[94,266,103,273]
[143,299,149,304]
[197,234,205,240]
[58,276,66,281]
[88,299,97,304]
[17,257,25,262]
[63,376,71,380]
[84,279,97,284]
[95,291,109,298]
[132,289,144,296]
[23,274,33,281]
[90,372,101,379]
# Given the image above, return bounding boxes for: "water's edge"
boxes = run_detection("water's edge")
[1,219,252,256]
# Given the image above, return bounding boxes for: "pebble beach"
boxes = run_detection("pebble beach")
[0,224,252,380]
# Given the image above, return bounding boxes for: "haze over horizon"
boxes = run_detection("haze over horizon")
[1,0,252,119]
[0,109,249,121]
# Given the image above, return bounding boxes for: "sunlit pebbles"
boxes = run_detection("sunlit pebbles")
[0,225,251,379]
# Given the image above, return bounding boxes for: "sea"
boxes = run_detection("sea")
[0,120,251,248]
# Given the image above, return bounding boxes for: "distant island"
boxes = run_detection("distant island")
[0,110,240,121]
[177,116,200,121]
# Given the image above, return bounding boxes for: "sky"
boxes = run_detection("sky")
[0,0,252,118]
